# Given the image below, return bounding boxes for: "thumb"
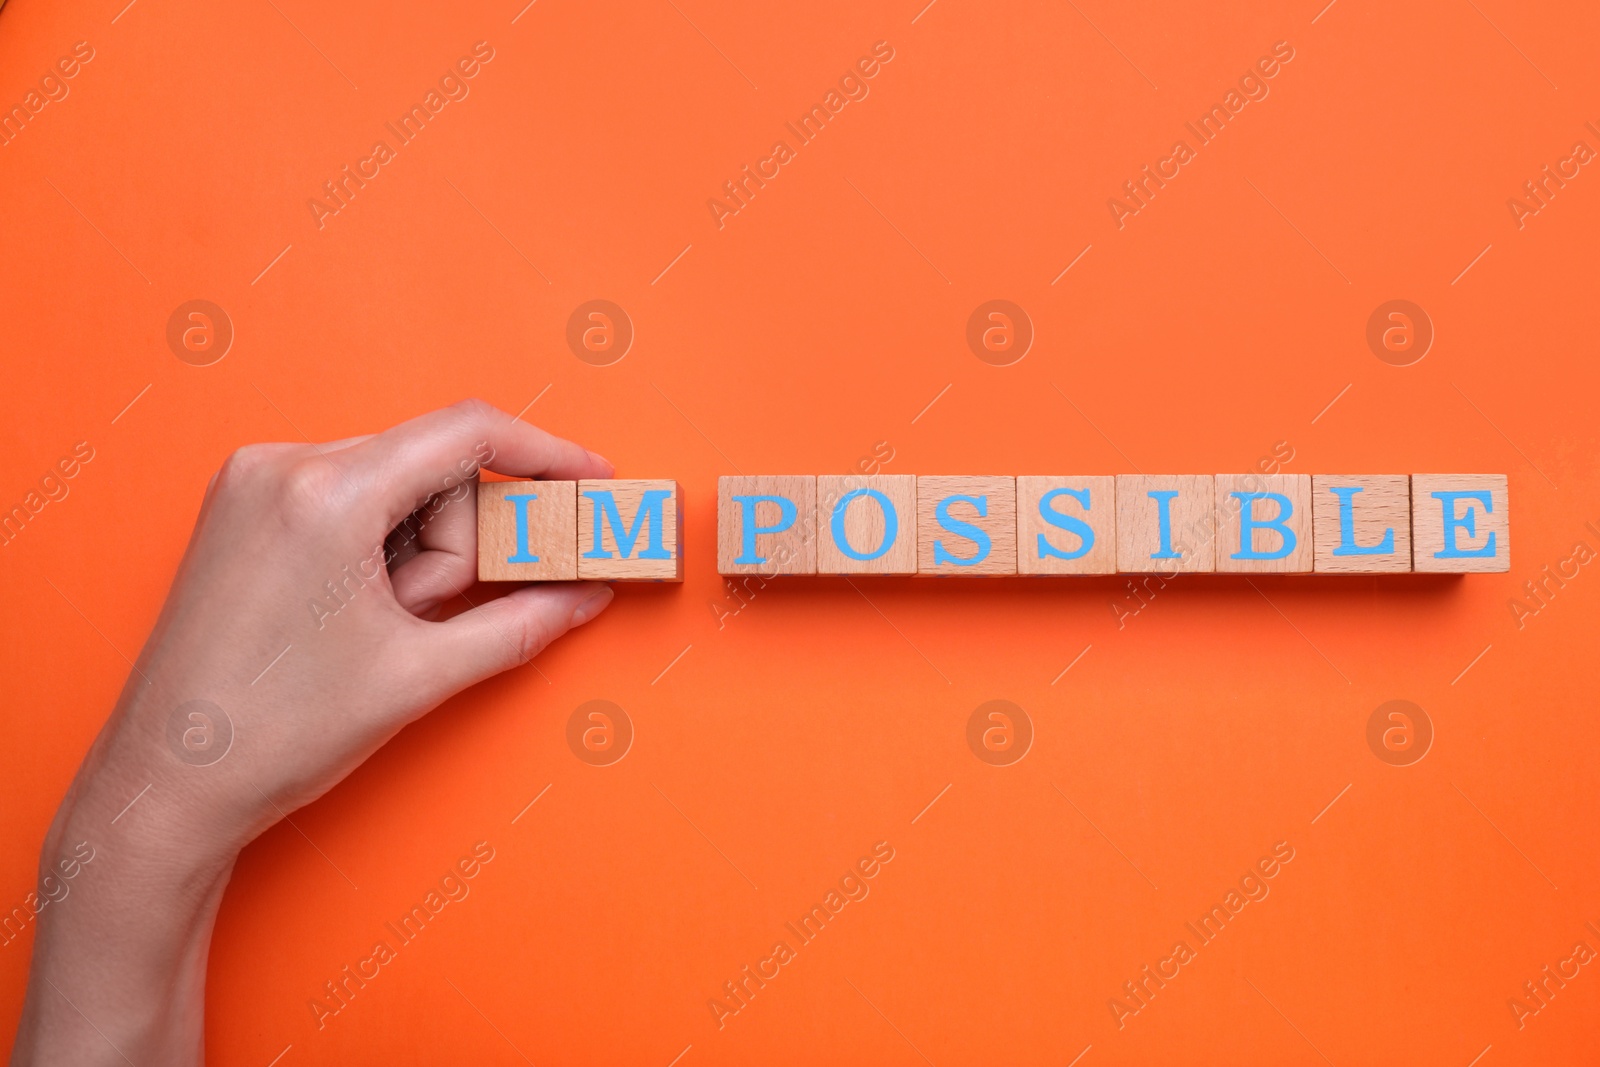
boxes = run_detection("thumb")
[404,582,614,702]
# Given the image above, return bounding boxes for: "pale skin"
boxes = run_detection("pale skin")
[8,400,615,1065]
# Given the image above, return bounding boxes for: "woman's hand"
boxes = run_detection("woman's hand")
[11,399,614,1066]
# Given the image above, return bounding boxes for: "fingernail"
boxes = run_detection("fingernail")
[587,449,615,476]
[571,585,614,627]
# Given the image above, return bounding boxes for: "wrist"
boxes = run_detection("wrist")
[49,758,244,893]
[52,677,273,878]
[13,791,237,1067]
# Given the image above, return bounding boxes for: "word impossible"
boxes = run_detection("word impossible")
[477,474,1508,580]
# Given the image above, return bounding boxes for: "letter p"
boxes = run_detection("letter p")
[733,494,798,565]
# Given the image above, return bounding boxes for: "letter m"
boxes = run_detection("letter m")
[1197,104,1229,138]
[1197,904,1229,938]
[798,904,830,938]
[584,489,671,559]
[397,906,429,939]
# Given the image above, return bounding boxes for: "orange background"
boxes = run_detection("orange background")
[3,0,1599,1063]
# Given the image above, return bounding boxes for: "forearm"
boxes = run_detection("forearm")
[10,772,238,1067]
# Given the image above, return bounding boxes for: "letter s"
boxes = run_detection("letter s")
[932,495,991,566]
[1036,487,1095,561]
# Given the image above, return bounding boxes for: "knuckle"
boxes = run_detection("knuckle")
[213,444,277,493]
[217,444,260,478]
[275,457,346,520]
[510,612,559,663]
[452,397,498,421]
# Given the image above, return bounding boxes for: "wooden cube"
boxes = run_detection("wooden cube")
[917,476,1017,575]
[576,479,683,582]
[1412,474,1509,573]
[1115,475,1215,573]
[717,476,817,575]
[815,474,917,575]
[477,480,578,581]
[1215,473,1313,574]
[1016,476,1116,575]
[1312,475,1411,573]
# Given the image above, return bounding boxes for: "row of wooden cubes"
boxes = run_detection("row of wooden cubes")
[478,479,685,582]
[478,474,1508,581]
[713,474,1507,575]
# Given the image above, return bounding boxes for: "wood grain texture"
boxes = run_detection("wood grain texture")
[717,475,817,575]
[1412,474,1509,573]
[1016,476,1116,575]
[576,479,683,582]
[477,480,577,581]
[1312,474,1411,573]
[815,474,917,575]
[1115,475,1215,573]
[1214,473,1313,574]
[917,476,1017,575]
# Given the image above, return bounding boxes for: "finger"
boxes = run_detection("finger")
[389,482,479,617]
[385,526,423,572]
[318,433,375,453]
[400,582,614,703]
[389,549,472,619]
[347,400,613,524]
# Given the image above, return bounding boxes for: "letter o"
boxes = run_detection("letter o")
[831,488,897,561]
